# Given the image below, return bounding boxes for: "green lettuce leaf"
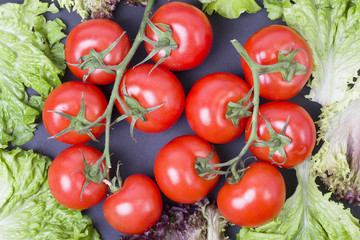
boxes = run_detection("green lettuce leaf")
[0,147,100,239]
[264,0,360,107]
[0,0,66,148]
[199,0,261,19]
[237,159,360,239]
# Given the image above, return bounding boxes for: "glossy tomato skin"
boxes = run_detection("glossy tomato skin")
[115,64,185,133]
[48,145,108,210]
[42,81,107,144]
[103,174,162,235]
[241,25,313,100]
[65,19,131,85]
[185,72,252,144]
[217,161,286,228]
[154,135,220,204]
[145,2,213,71]
[245,101,316,168]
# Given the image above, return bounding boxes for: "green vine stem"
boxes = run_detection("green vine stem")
[195,39,307,184]
[76,0,156,186]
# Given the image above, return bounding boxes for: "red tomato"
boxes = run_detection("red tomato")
[241,25,313,100]
[115,64,185,133]
[48,145,108,210]
[245,101,316,168]
[103,174,162,235]
[42,81,107,144]
[185,72,252,144]
[154,135,220,204]
[144,2,213,71]
[217,161,286,228]
[65,19,131,85]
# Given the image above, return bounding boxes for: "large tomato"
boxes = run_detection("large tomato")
[42,81,107,144]
[245,101,316,168]
[217,161,286,228]
[241,25,313,100]
[103,174,162,235]
[144,2,213,71]
[185,72,252,144]
[115,64,185,133]
[154,135,220,204]
[65,19,131,85]
[48,145,108,210]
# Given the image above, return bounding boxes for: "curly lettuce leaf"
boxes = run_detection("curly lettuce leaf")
[311,83,360,205]
[54,0,121,20]
[0,148,100,239]
[0,0,66,148]
[237,159,360,239]
[264,0,360,107]
[120,198,230,240]
[199,0,261,19]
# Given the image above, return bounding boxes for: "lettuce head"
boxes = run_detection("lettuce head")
[0,0,66,148]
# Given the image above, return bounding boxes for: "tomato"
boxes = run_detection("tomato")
[241,25,313,100]
[115,64,185,133]
[154,135,220,204]
[42,81,107,144]
[144,2,213,71]
[48,145,108,210]
[103,174,162,235]
[65,19,131,85]
[245,101,316,168]
[185,72,252,144]
[217,161,286,228]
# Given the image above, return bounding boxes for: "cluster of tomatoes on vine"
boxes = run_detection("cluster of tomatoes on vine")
[42,1,316,236]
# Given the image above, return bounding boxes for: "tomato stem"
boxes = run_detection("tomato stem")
[80,0,156,185]
[231,40,261,157]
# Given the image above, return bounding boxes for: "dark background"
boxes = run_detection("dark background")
[2,0,359,239]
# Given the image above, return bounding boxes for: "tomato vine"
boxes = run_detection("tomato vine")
[195,39,308,184]
[49,0,309,193]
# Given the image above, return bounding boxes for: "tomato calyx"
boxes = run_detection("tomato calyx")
[139,18,178,71]
[258,43,308,82]
[225,87,253,127]
[68,32,127,82]
[114,82,166,141]
[48,94,105,141]
[251,115,292,166]
[256,43,308,83]
[195,150,249,184]
[106,162,123,194]
[73,150,107,200]
[195,149,224,180]
[195,148,248,184]
[226,160,249,185]
[276,44,308,82]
